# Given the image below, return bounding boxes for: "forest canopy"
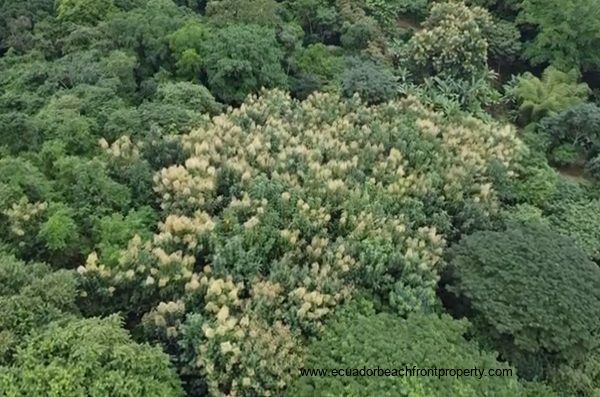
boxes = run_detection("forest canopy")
[1,0,599,396]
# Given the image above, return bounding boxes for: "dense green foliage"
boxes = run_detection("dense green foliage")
[290,301,527,396]
[341,57,397,104]
[446,224,600,393]
[540,103,600,170]
[0,254,78,364]
[548,199,600,260]
[506,67,590,126]
[0,316,185,396]
[1,0,600,395]
[202,24,288,104]
[517,0,600,71]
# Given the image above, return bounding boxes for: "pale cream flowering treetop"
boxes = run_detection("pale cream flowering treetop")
[81,89,524,396]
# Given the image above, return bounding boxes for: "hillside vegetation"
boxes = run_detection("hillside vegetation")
[1,0,599,396]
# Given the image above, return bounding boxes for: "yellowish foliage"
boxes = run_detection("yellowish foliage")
[82,90,524,395]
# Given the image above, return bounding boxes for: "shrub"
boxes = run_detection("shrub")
[289,300,525,396]
[544,175,590,213]
[508,160,559,208]
[365,0,429,31]
[485,18,522,66]
[341,57,397,104]
[548,143,582,167]
[447,224,600,385]
[585,154,600,180]
[552,350,600,397]
[540,103,600,166]
[413,72,501,115]
[403,2,501,114]
[500,203,548,228]
[290,73,325,100]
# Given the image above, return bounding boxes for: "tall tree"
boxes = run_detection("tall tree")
[517,0,600,71]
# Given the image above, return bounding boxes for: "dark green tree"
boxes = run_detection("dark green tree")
[105,0,188,77]
[52,157,131,227]
[289,300,531,396]
[0,0,55,53]
[202,24,287,103]
[446,224,600,388]
[341,57,397,104]
[286,0,342,44]
[296,43,343,88]
[540,103,600,167]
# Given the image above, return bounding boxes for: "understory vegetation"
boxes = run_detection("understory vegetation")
[1,0,599,396]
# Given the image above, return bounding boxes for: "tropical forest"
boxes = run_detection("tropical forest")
[0,0,599,396]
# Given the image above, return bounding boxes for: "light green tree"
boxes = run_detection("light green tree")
[169,21,210,80]
[0,316,185,396]
[507,66,590,126]
[56,0,117,25]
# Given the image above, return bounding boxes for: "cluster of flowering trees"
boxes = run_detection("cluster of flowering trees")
[78,90,524,394]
